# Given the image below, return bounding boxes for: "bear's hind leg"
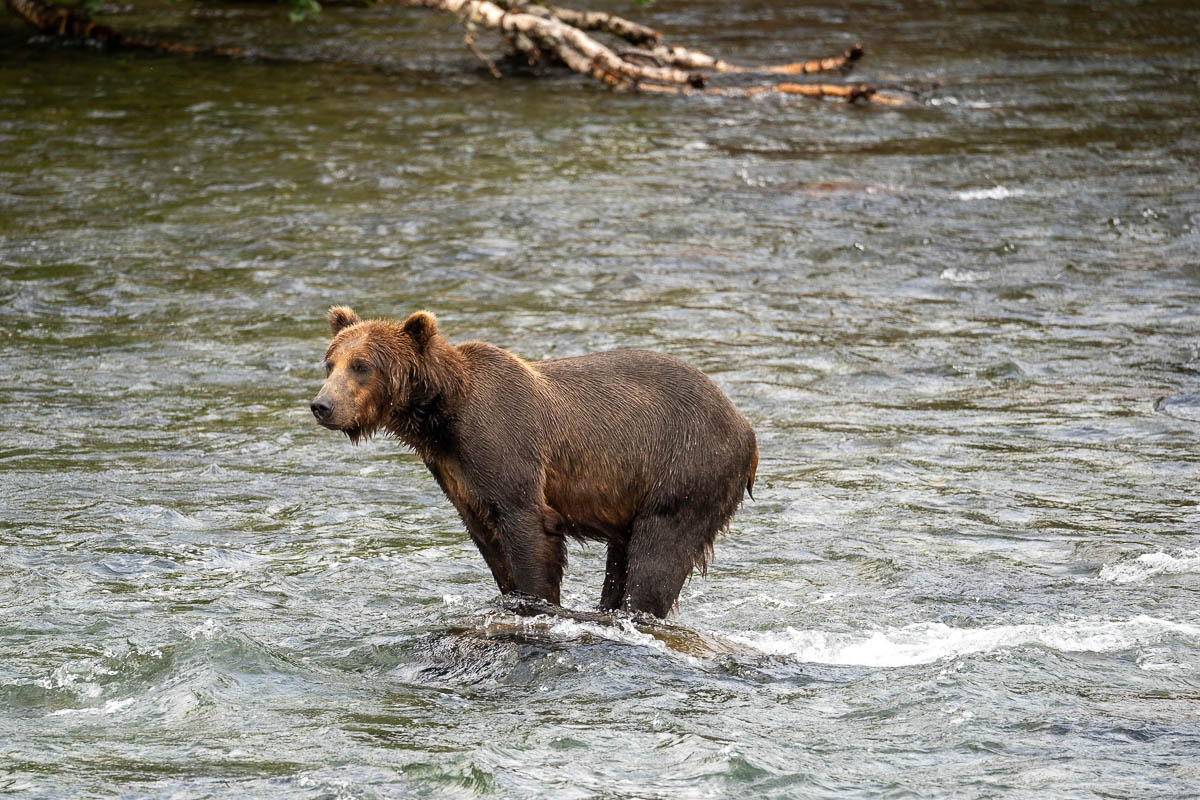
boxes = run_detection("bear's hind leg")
[599,539,629,611]
[538,530,567,606]
[622,508,720,618]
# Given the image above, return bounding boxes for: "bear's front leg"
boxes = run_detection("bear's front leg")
[426,459,519,595]
[489,502,566,606]
[448,448,566,605]
[452,503,517,595]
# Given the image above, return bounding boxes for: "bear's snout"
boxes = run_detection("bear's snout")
[310,396,334,423]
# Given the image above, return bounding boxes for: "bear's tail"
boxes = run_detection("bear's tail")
[746,441,758,501]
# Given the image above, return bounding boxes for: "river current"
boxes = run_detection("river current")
[2,0,1199,797]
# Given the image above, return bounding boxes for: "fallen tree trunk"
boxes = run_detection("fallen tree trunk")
[4,0,277,58]
[488,0,863,76]
[4,0,914,104]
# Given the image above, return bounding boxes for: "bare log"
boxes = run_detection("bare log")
[613,42,862,75]
[493,0,860,77]
[495,2,661,47]
[5,0,913,103]
[6,0,122,42]
[465,32,502,78]
[637,79,911,106]
[426,0,704,87]
[737,44,864,75]
[4,0,273,58]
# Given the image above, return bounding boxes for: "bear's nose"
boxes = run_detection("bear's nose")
[311,397,333,421]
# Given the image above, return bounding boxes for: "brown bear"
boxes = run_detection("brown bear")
[311,306,757,617]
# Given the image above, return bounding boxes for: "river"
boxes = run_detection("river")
[2,0,1199,797]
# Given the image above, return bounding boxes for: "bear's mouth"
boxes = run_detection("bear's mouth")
[315,418,361,443]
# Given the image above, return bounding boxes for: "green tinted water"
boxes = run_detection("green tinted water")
[2,1,1199,797]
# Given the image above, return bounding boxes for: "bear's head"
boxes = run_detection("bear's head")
[310,305,441,444]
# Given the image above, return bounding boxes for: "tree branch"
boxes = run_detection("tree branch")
[5,0,914,104]
[5,0,275,58]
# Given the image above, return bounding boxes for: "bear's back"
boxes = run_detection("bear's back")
[537,347,721,408]
[533,348,755,532]
[533,348,753,465]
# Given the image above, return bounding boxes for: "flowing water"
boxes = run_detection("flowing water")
[2,0,1200,797]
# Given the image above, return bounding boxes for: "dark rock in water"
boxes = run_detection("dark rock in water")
[494,594,641,625]
[480,595,743,658]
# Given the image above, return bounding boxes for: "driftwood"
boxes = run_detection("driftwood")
[4,0,281,57]
[4,0,914,104]
[3,0,413,62]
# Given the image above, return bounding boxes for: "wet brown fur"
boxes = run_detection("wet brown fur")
[313,306,758,617]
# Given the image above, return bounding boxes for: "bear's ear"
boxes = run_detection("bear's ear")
[402,310,438,350]
[328,305,361,337]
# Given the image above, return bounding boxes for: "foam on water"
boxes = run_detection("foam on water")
[477,611,1200,672]
[1099,549,1200,584]
[954,185,1025,201]
[481,613,677,656]
[725,616,1200,668]
[940,267,988,283]
[48,697,137,717]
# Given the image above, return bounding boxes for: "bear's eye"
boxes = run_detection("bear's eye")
[323,360,333,376]
[351,360,371,375]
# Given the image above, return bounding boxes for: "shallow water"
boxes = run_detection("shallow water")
[2,0,1200,797]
